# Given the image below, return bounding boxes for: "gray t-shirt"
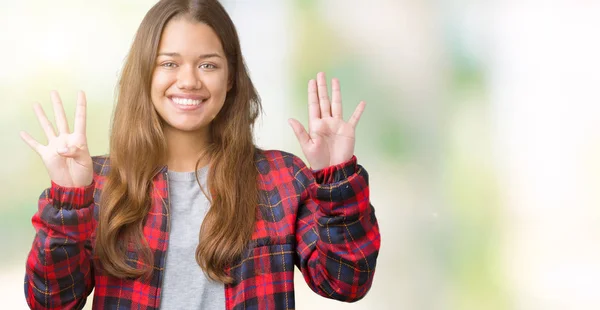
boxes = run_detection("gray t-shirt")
[159,167,225,310]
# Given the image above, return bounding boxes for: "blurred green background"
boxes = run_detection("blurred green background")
[2,1,599,309]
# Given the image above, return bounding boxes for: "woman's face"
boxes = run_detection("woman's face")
[151,16,230,134]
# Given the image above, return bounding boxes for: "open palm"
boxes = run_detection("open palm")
[20,91,93,188]
[289,72,365,171]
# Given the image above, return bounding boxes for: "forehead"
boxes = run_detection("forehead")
[158,17,224,54]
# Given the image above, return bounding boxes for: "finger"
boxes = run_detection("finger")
[348,101,366,128]
[288,118,311,146]
[307,79,320,128]
[51,90,70,134]
[74,90,87,135]
[33,103,56,139]
[316,72,331,118]
[331,78,342,119]
[20,131,43,153]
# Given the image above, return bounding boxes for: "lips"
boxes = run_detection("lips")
[167,95,208,111]
[171,97,205,106]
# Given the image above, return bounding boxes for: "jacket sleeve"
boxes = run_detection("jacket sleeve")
[24,181,96,310]
[293,155,381,302]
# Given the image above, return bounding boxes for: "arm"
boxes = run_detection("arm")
[288,72,379,301]
[293,155,380,302]
[19,91,95,309]
[24,181,96,310]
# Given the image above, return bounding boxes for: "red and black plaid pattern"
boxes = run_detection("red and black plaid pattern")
[25,150,380,309]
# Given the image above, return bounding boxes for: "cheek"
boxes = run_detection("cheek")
[211,78,229,105]
[209,74,230,97]
[205,78,228,120]
[151,72,172,96]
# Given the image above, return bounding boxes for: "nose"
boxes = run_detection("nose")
[176,65,201,90]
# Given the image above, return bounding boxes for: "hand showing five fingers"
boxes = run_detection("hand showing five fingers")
[20,91,93,188]
[289,72,365,171]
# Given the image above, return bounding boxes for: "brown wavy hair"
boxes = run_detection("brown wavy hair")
[95,0,261,283]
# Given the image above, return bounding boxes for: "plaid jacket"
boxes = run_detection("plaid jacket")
[24,150,380,309]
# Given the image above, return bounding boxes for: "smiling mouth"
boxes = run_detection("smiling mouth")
[171,97,207,106]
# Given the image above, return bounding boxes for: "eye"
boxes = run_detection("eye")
[161,62,177,68]
[200,63,217,69]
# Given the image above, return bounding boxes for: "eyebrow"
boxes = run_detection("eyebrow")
[157,52,223,59]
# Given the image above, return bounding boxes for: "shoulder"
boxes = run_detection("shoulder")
[92,155,111,177]
[254,149,309,175]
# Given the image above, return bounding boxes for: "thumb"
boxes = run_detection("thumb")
[56,143,88,159]
[288,118,311,146]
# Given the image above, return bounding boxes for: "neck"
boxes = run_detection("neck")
[164,126,210,172]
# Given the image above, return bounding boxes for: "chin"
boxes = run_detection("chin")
[176,124,208,133]
[164,119,209,133]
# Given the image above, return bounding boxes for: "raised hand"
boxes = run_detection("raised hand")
[289,72,365,171]
[20,91,93,188]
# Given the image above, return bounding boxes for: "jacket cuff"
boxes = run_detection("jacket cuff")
[49,181,95,210]
[312,156,358,185]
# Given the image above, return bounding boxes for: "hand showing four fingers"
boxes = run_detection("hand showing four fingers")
[20,91,93,188]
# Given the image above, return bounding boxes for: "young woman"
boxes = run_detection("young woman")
[21,0,380,309]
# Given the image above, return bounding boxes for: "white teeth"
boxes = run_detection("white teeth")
[172,97,203,106]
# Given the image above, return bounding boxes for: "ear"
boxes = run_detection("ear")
[227,76,233,91]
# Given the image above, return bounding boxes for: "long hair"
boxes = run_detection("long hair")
[95,0,261,283]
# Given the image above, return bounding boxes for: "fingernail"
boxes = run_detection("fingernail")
[57,147,68,153]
